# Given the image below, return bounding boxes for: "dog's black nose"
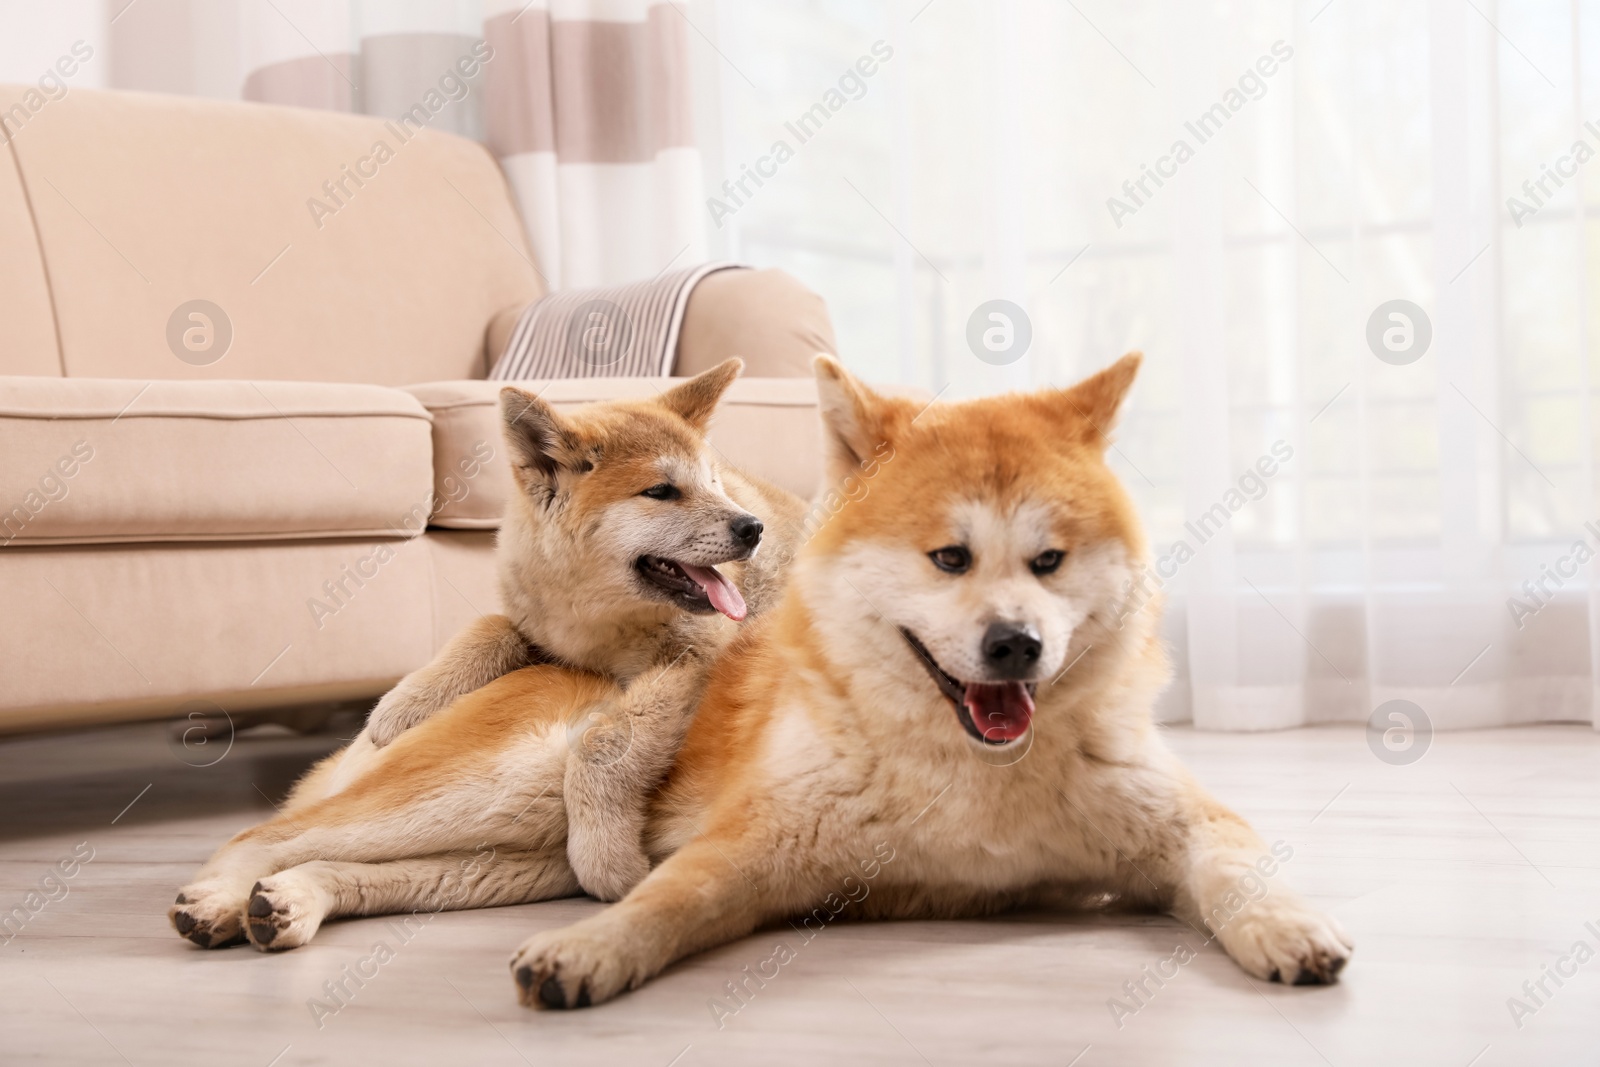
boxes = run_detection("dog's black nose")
[982,622,1042,678]
[731,515,763,549]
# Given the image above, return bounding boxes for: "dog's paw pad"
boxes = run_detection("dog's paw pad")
[168,882,247,949]
[1286,944,1349,986]
[509,928,631,1010]
[1219,898,1353,987]
[242,874,326,952]
[242,891,293,951]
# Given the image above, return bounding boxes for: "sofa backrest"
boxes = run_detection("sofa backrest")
[0,85,542,384]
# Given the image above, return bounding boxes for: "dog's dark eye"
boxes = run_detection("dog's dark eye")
[929,545,971,574]
[640,484,680,501]
[1031,549,1065,576]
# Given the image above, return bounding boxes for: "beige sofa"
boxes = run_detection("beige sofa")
[0,86,837,733]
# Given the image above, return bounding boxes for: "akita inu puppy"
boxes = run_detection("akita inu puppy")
[358,357,802,903]
[368,359,789,747]
[168,360,801,948]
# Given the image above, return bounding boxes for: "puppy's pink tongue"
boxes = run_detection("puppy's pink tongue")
[679,563,747,621]
[964,682,1035,742]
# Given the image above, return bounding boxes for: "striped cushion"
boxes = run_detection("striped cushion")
[488,262,746,380]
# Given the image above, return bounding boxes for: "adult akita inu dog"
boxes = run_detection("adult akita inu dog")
[505,352,1351,1006]
[171,354,1353,1003]
[169,360,801,948]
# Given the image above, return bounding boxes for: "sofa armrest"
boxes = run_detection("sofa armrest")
[484,304,523,373]
[675,268,837,379]
[481,267,836,379]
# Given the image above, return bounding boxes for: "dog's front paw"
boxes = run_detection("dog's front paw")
[574,853,650,905]
[568,833,651,904]
[508,924,642,1009]
[367,682,439,748]
[168,881,248,949]
[243,868,332,951]
[1214,895,1352,986]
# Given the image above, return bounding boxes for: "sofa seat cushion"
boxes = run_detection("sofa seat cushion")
[404,377,827,529]
[0,377,435,546]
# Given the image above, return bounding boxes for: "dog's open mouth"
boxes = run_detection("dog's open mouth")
[900,629,1036,745]
[636,556,747,621]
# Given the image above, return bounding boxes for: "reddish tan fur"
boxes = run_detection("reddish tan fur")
[507,353,1351,1006]
[166,667,613,949]
[169,354,1351,1005]
[169,363,804,946]
[359,359,803,902]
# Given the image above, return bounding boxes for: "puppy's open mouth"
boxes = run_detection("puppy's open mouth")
[900,629,1036,745]
[635,556,747,620]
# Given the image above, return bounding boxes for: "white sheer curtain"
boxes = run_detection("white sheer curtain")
[693,0,1600,731]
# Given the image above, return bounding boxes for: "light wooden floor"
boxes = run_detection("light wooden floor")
[1,719,1596,1066]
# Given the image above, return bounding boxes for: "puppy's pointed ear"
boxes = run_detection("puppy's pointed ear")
[813,354,901,484]
[500,387,582,488]
[656,358,743,432]
[1055,351,1142,450]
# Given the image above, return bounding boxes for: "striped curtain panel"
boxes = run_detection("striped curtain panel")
[481,0,706,290]
[1,0,706,291]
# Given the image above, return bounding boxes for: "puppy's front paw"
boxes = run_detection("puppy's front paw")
[508,924,641,1009]
[244,868,332,951]
[169,881,248,949]
[575,853,650,904]
[568,832,650,904]
[367,682,438,748]
[1215,895,1352,986]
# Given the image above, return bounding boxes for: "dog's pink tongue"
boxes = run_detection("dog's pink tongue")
[679,563,747,621]
[964,682,1035,742]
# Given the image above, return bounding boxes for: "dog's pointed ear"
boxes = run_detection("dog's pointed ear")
[500,386,582,487]
[1054,351,1142,450]
[656,358,743,432]
[814,354,901,484]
